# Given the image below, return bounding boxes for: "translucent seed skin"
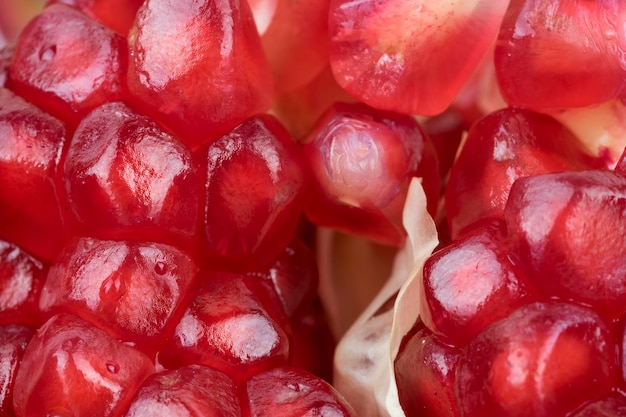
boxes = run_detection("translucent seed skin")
[301,102,439,246]
[0,88,67,261]
[12,313,154,417]
[127,0,273,149]
[124,365,241,417]
[10,4,128,125]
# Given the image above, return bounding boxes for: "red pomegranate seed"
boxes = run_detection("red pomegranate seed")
[455,301,618,417]
[616,147,626,173]
[13,313,154,417]
[301,102,439,246]
[0,87,67,261]
[127,0,273,149]
[10,4,128,124]
[569,392,626,417]
[39,237,198,356]
[245,367,356,416]
[288,299,335,382]
[202,114,306,270]
[445,107,601,238]
[395,325,461,417]
[504,170,626,319]
[46,0,144,35]
[0,45,12,87]
[495,0,626,109]
[247,238,319,320]
[159,271,290,383]
[124,365,241,417]
[328,0,509,115]
[260,0,330,93]
[64,102,199,247]
[0,240,46,327]
[0,324,33,415]
[420,219,537,346]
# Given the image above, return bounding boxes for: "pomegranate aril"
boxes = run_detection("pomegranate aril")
[0,45,12,87]
[127,0,273,149]
[124,365,241,417]
[10,4,128,125]
[46,0,144,35]
[247,238,319,320]
[39,237,198,356]
[244,367,356,416]
[288,299,335,382]
[569,392,626,417]
[420,219,537,346]
[64,101,199,247]
[495,0,626,109]
[0,240,46,327]
[504,170,626,319]
[395,325,461,417]
[445,107,601,238]
[301,102,440,247]
[13,313,154,417]
[616,147,626,174]
[455,301,618,417]
[202,114,306,270]
[0,87,67,261]
[0,324,33,416]
[159,271,290,383]
[260,0,330,93]
[328,0,509,115]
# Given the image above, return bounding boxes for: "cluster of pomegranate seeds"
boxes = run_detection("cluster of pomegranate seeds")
[2,0,626,416]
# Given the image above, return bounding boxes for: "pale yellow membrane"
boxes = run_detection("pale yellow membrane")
[329,179,439,417]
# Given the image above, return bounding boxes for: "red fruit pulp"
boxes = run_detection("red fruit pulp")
[0,324,33,416]
[39,238,198,356]
[64,101,199,247]
[46,0,144,35]
[127,0,273,149]
[124,365,241,417]
[495,0,626,109]
[202,114,306,270]
[328,0,509,115]
[10,4,128,125]
[301,101,439,246]
[504,170,626,319]
[445,107,601,237]
[0,87,67,261]
[455,301,618,417]
[13,313,154,417]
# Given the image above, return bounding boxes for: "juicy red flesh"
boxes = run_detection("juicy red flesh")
[504,170,626,319]
[455,301,618,417]
[46,0,144,35]
[395,325,461,417]
[495,0,626,109]
[0,46,12,87]
[127,0,273,149]
[64,101,199,247]
[39,238,198,356]
[0,324,33,415]
[301,102,440,246]
[245,367,356,416]
[247,238,319,320]
[12,313,154,417]
[328,0,509,115]
[0,240,46,327]
[202,114,306,270]
[159,271,290,383]
[420,219,537,346]
[569,393,626,417]
[10,4,128,125]
[445,107,601,238]
[124,365,241,417]
[0,87,67,261]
